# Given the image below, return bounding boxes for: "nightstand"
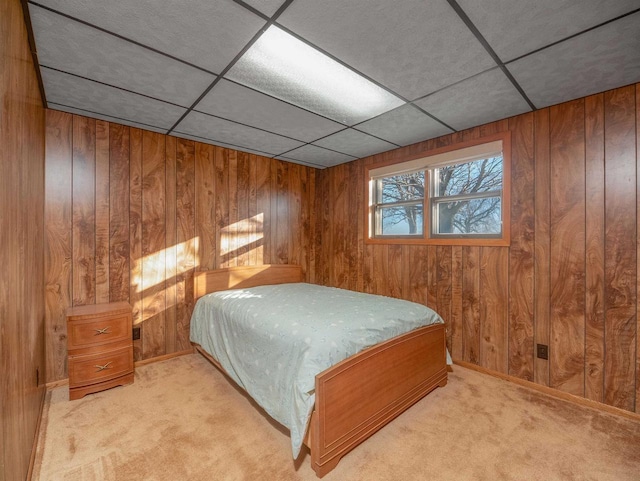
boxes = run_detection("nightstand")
[66,302,134,400]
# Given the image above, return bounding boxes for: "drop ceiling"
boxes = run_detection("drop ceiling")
[28,0,640,169]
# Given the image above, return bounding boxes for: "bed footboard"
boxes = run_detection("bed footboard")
[308,323,447,478]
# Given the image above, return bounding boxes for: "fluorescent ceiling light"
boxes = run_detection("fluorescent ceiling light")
[227,26,404,125]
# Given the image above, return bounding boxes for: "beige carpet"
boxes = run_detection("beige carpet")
[33,354,640,481]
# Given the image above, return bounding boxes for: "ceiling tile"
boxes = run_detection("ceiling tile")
[457,0,640,62]
[169,132,274,158]
[312,129,397,159]
[277,0,496,101]
[226,26,404,125]
[415,69,532,131]
[195,79,345,142]
[241,0,288,17]
[33,0,267,74]
[356,104,454,146]
[48,103,168,134]
[508,13,640,109]
[41,68,186,130]
[174,111,304,155]
[277,145,356,168]
[30,5,215,107]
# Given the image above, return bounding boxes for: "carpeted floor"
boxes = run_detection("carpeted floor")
[33,354,640,481]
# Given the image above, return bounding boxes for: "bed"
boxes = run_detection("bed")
[191,264,447,477]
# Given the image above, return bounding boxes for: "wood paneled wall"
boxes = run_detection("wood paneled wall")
[0,0,46,479]
[44,111,317,382]
[315,83,640,413]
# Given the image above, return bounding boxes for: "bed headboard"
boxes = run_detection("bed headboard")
[194,264,303,299]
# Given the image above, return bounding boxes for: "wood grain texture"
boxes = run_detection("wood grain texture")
[462,246,481,363]
[603,86,636,411]
[584,93,605,403]
[44,110,73,383]
[637,83,640,414]
[129,128,143,360]
[437,246,452,351]
[165,136,177,354]
[1,1,46,478]
[109,124,130,302]
[141,131,166,359]
[43,83,640,415]
[480,247,509,374]
[508,113,535,381]
[450,245,463,359]
[44,115,317,381]
[176,138,195,352]
[95,120,110,303]
[549,100,586,396]
[198,143,216,270]
[72,115,96,306]
[534,108,551,387]
[314,83,640,413]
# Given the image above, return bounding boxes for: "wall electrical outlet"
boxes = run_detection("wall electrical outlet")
[536,343,549,360]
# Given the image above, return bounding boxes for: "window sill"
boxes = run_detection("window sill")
[365,236,510,247]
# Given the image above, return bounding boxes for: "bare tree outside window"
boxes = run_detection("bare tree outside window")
[378,156,503,236]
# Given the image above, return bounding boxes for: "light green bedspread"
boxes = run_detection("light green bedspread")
[190,283,445,457]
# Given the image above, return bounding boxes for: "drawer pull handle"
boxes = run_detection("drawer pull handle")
[94,327,110,335]
[94,362,113,372]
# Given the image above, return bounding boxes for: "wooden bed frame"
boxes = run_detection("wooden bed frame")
[193,264,447,478]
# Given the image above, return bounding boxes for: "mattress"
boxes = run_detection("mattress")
[189,282,446,457]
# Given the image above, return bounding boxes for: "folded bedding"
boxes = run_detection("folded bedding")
[190,282,447,457]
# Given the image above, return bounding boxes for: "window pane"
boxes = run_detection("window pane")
[380,172,424,203]
[436,156,502,197]
[380,204,423,235]
[435,197,501,235]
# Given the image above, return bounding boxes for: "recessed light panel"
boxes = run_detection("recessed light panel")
[227,26,404,125]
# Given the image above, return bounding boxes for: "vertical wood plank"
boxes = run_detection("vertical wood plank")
[255,155,270,265]
[44,110,73,382]
[409,245,429,305]
[165,136,177,355]
[480,247,509,373]
[276,161,290,265]
[637,83,640,414]
[197,143,216,270]
[462,246,481,363]
[426,246,438,311]
[129,128,143,360]
[72,115,96,306]
[347,162,360,291]
[437,246,452,352]
[388,244,403,299]
[450,246,464,360]
[141,131,166,359]
[534,108,551,386]
[308,168,317,283]
[109,124,130,303]
[508,113,535,381]
[584,93,606,403]
[289,163,303,272]
[549,100,586,396]
[603,86,637,411]
[94,120,110,303]
[248,154,258,266]
[176,139,196,351]
[227,150,239,267]
[236,152,250,266]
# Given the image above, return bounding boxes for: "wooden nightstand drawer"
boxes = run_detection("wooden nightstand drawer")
[68,344,133,388]
[67,301,134,400]
[67,314,130,350]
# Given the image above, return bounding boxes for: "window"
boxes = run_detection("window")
[366,133,510,246]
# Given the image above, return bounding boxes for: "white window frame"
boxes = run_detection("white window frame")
[365,133,511,246]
